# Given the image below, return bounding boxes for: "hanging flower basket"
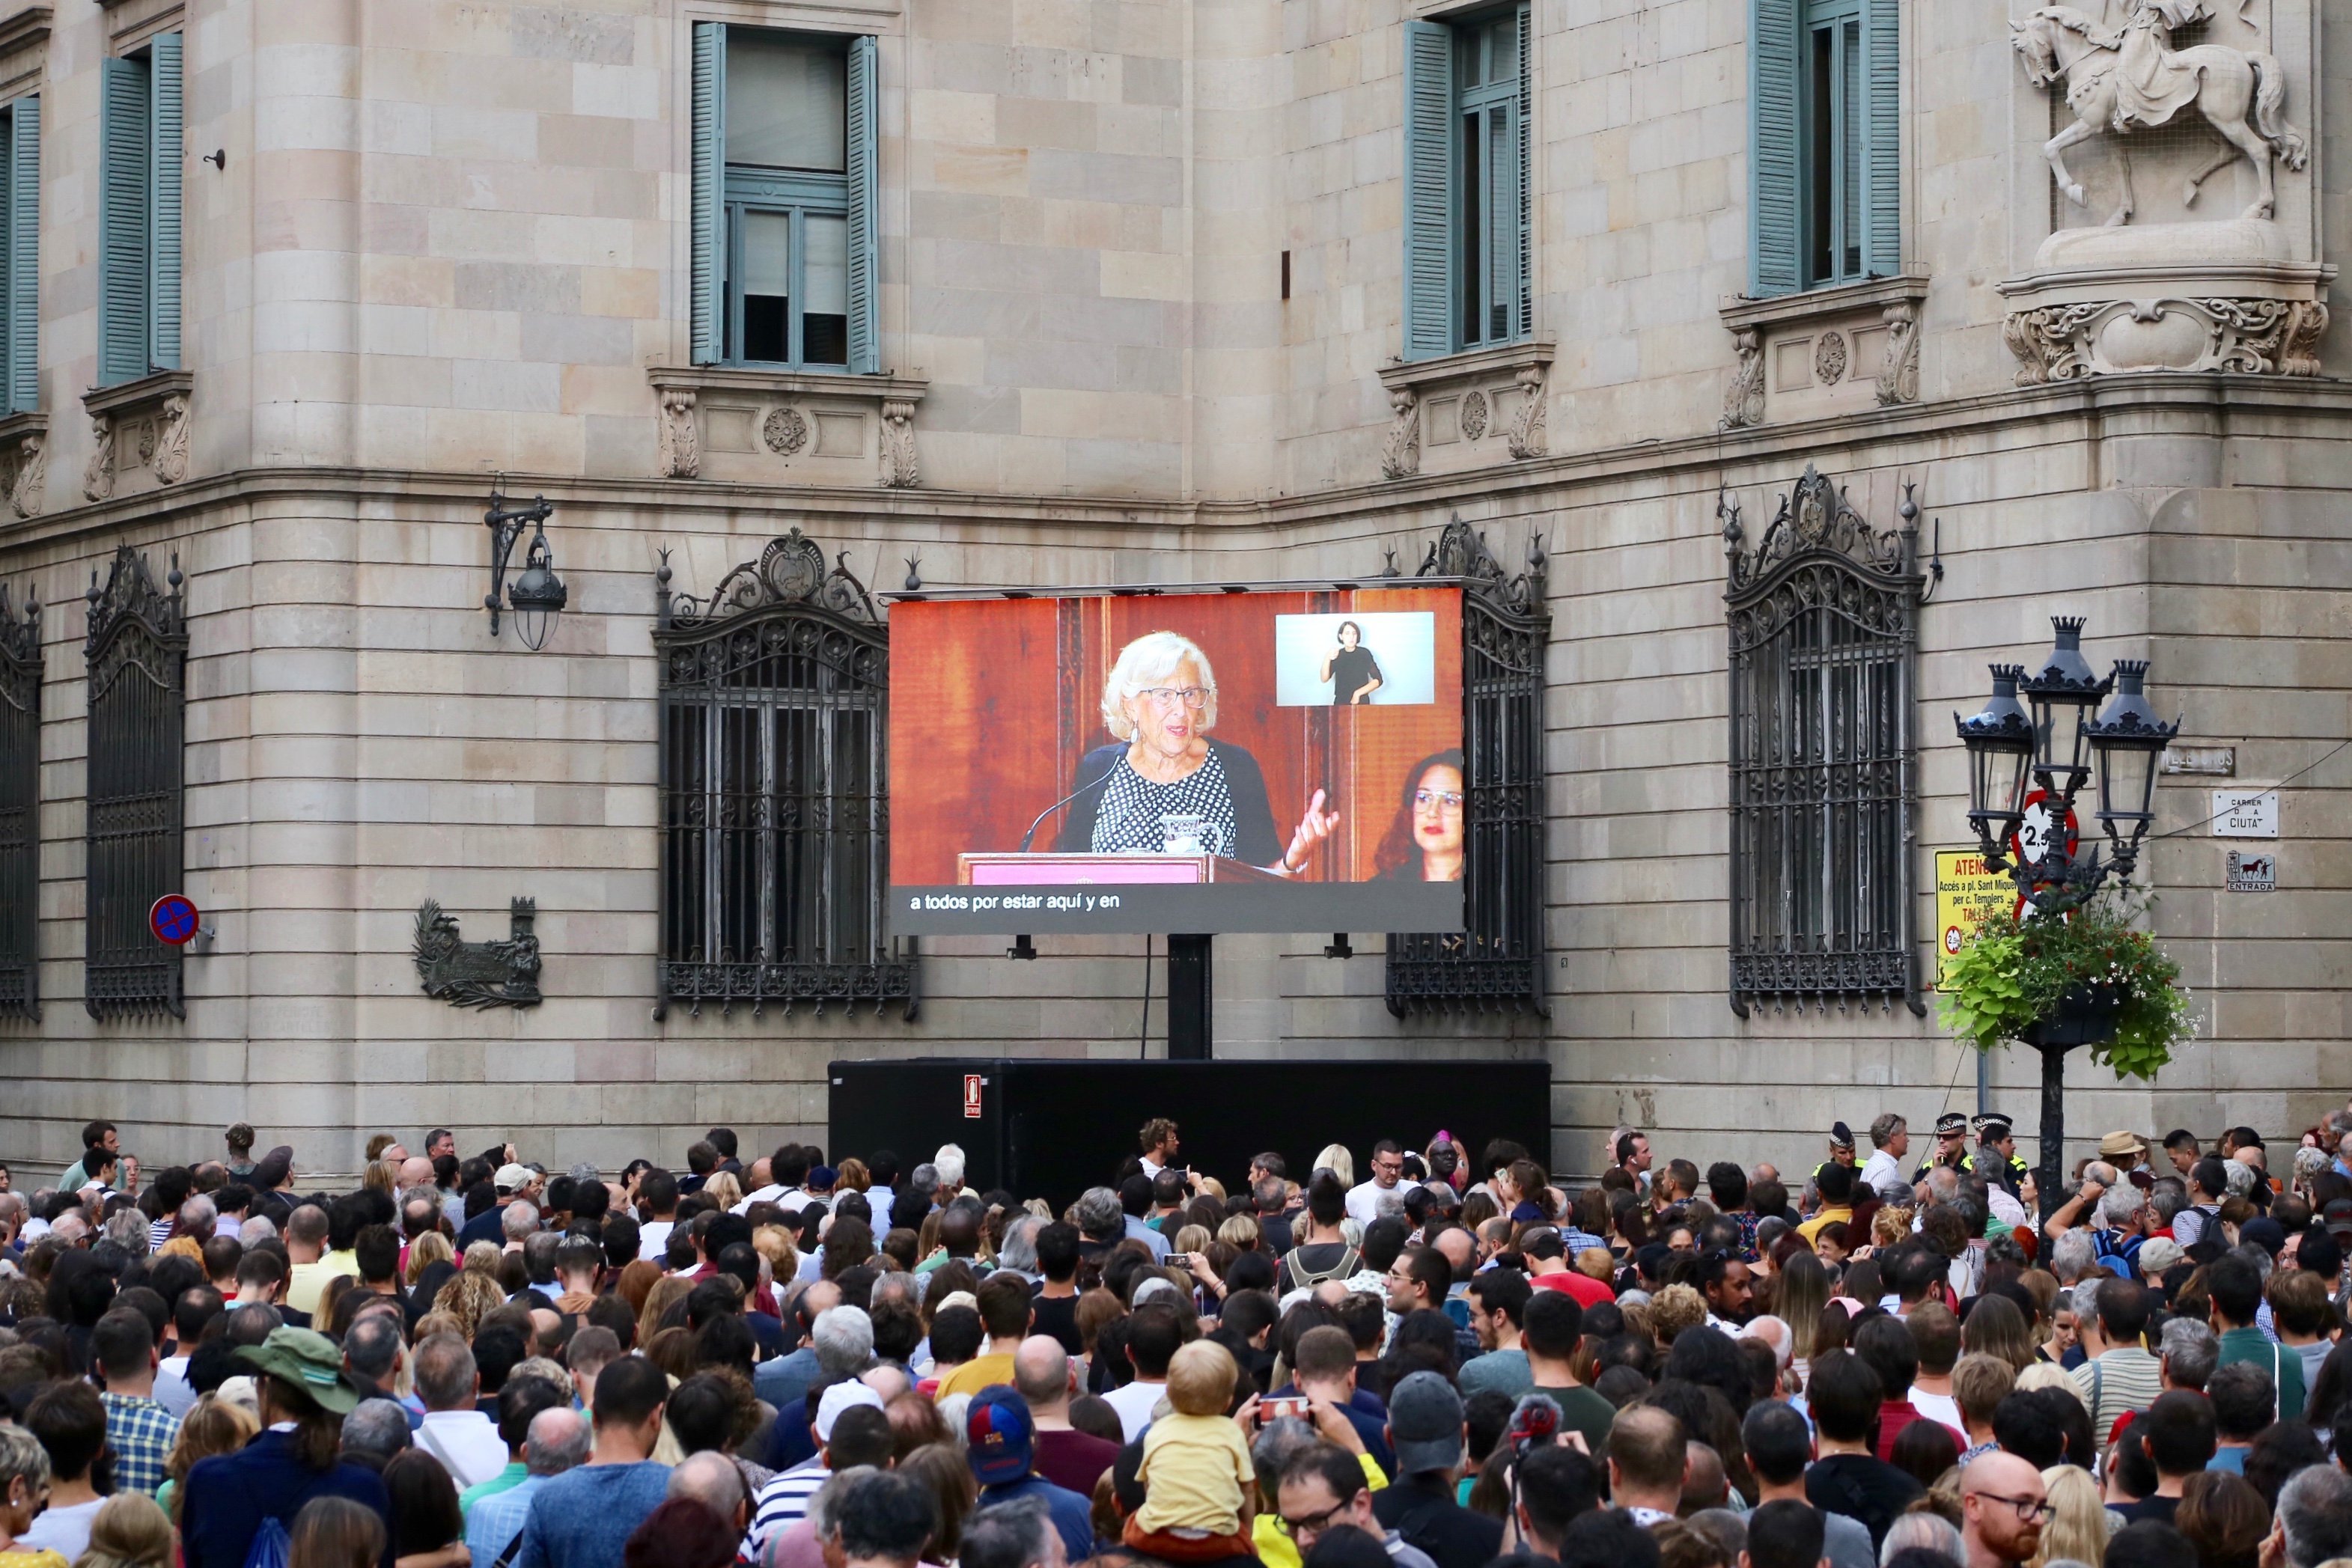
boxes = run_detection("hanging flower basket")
[2018,983,2124,1049]
[1937,894,2197,1082]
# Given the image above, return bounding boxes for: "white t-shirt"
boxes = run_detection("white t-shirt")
[1346,1178,1417,1227]
[1910,1389,1963,1432]
[155,1355,198,1417]
[19,1498,103,1561]
[1103,1379,1169,1442]
[638,1219,676,1261]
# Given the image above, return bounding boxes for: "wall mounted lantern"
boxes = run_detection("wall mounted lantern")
[484,493,567,650]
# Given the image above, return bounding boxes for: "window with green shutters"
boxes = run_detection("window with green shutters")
[0,95,40,415]
[99,35,180,386]
[1750,0,1899,296]
[1402,4,1530,362]
[692,25,880,373]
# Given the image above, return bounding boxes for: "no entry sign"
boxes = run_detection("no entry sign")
[150,894,201,945]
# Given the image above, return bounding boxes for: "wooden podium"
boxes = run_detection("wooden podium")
[957,852,1285,885]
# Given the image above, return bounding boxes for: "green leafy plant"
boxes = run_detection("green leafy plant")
[1937,893,2197,1081]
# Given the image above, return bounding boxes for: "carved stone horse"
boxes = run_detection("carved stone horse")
[2011,5,2308,225]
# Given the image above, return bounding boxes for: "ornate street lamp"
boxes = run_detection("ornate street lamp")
[484,494,567,651]
[1955,617,2180,1214]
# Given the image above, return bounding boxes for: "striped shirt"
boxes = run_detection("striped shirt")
[749,1460,829,1552]
[2068,1346,2163,1432]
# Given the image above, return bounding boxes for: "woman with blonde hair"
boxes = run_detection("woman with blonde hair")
[2031,1463,2111,1568]
[1774,1251,1832,1391]
[1215,1215,1260,1252]
[703,1172,743,1213]
[638,1275,693,1346]
[460,1242,502,1276]
[1312,1145,1355,1188]
[752,1224,799,1284]
[402,1232,451,1287]
[71,1495,171,1568]
[428,1271,503,1340]
[362,1162,398,1199]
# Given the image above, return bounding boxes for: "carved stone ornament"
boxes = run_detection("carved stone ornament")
[85,544,184,657]
[763,405,809,456]
[1380,387,1422,479]
[5,432,43,519]
[83,412,115,504]
[879,398,919,487]
[151,395,190,486]
[1815,331,1848,385]
[2002,294,2328,382]
[413,897,543,1010]
[1505,363,1549,460]
[657,388,700,479]
[1720,328,1766,431]
[1460,389,1489,440]
[1876,302,1921,406]
[659,528,883,630]
[2010,1,2308,227]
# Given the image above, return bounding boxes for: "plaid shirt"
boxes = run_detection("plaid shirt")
[101,1391,180,1496]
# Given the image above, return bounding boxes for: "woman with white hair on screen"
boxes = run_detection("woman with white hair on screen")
[1055,629,1339,873]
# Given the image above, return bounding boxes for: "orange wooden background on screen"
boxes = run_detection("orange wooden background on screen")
[890,589,1462,885]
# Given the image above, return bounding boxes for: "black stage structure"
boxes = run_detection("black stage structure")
[828,1056,1550,1209]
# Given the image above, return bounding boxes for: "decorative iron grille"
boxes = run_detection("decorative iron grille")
[1386,519,1550,1016]
[1722,466,1923,1015]
[84,546,186,1020]
[0,583,40,1021]
[654,531,916,1019]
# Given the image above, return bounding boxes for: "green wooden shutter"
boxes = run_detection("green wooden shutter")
[690,22,724,366]
[1861,0,1899,276]
[1514,2,1531,340]
[847,34,879,376]
[148,34,183,372]
[99,56,150,386]
[1749,0,1802,297]
[7,97,37,413]
[1402,19,1453,361]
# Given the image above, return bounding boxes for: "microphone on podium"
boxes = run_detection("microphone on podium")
[1019,761,1120,853]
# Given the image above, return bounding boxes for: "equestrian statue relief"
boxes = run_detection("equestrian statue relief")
[2011,0,2307,226]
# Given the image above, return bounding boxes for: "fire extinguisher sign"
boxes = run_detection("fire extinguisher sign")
[963,1075,984,1119]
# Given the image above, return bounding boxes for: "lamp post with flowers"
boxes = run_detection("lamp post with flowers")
[1953,617,2182,1215]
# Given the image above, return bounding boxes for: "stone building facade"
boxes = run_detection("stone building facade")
[0,0,2346,1178]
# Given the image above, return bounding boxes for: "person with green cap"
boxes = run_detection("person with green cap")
[178,1326,395,1568]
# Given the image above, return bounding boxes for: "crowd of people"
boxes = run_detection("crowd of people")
[5,1105,2352,1568]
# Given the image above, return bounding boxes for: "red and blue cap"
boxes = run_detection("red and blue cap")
[964,1389,1035,1486]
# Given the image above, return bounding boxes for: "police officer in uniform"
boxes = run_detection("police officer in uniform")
[1806,1122,1859,1209]
[1965,1112,2029,1195]
[1913,1111,1971,1184]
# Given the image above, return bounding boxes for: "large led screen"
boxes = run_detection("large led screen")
[889,588,1467,936]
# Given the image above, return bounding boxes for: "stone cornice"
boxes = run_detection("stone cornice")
[1,373,2350,552]
[1377,338,1556,394]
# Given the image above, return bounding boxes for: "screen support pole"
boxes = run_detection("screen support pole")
[1166,934,1211,1060]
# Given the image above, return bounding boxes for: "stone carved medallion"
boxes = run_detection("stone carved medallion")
[1815,332,1848,385]
[763,406,809,456]
[1460,390,1489,440]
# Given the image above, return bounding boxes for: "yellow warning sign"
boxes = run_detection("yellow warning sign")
[1934,850,2013,989]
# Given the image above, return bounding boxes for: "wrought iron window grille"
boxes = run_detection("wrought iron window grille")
[654,530,917,1020]
[1385,517,1551,1017]
[0,582,40,1022]
[83,546,186,1021]
[1722,466,1926,1019]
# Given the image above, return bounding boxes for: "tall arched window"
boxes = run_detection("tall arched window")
[0,583,39,1021]
[1386,520,1550,1017]
[84,545,186,1020]
[1725,466,1922,1015]
[654,531,915,1019]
